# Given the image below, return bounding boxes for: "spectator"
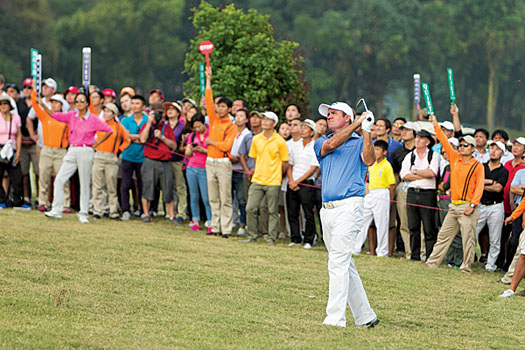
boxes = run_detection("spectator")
[286,119,319,249]
[284,103,301,122]
[89,91,104,118]
[241,112,289,245]
[277,121,291,237]
[473,128,490,163]
[492,129,513,164]
[499,137,525,269]
[0,75,18,114]
[164,101,188,222]
[474,141,508,272]
[400,130,439,261]
[184,112,212,232]
[230,108,251,235]
[392,122,419,259]
[391,117,406,142]
[507,142,525,271]
[119,93,133,119]
[91,103,130,219]
[149,89,164,106]
[64,86,79,108]
[138,103,178,223]
[232,98,247,114]
[0,95,28,209]
[21,78,34,110]
[204,66,236,237]
[45,92,114,223]
[102,88,117,104]
[426,115,484,273]
[315,116,328,138]
[354,140,396,256]
[30,85,70,212]
[120,95,149,220]
[500,201,525,297]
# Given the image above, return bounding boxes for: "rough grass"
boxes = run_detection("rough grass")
[0,210,524,349]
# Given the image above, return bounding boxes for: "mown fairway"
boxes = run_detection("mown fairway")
[1,210,524,349]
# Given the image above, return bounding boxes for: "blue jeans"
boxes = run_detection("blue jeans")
[232,171,247,226]
[186,166,212,222]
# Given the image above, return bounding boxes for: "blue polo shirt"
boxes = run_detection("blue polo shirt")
[314,133,367,202]
[121,113,148,163]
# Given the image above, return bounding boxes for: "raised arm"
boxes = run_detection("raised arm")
[320,113,367,156]
[450,104,461,133]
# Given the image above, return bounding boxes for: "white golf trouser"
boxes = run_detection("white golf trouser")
[52,147,94,216]
[475,202,504,271]
[321,197,377,327]
[354,188,390,256]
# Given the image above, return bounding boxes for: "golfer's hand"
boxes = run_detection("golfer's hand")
[361,111,374,132]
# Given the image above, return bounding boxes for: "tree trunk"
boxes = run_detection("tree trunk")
[487,61,498,130]
[375,89,385,119]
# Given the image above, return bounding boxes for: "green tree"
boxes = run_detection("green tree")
[183,1,309,117]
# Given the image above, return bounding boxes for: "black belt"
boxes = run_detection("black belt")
[480,200,502,205]
[408,188,435,192]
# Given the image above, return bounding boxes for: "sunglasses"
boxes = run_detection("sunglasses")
[393,122,404,128]
[458,144,470,148]
[0,101,10,106]
[23,85,32,89]
[75,98,87,103]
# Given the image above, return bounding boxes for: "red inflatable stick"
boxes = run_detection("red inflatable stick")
[199,40,215,68]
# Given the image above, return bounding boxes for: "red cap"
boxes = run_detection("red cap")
[65,86,79,95]
[102,88,117,98]
[23,78,33,87]
[149,89,164,100]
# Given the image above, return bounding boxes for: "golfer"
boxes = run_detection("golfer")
[314,102,379,328]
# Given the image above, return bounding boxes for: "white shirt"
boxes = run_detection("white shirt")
[400,148,440,190]
[289,139,319,181]
[473,148,490,164]
[501,150,514,166]
[28,97,51,148]
[230,127,251,170]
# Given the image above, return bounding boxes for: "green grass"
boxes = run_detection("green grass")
[1,210,524,349]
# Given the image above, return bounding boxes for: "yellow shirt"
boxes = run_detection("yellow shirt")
[368,158,396,190]
[249,130,289,186]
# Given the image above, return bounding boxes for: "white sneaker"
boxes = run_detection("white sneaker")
[133,210,141,217]
[188,220,196,227]
[288,242,301,247]
[237,227,246,235]
[499,289,515,298]
[78,214,89,224]
[121,212,131,221]
[45,210,62,219]
[204,220,211,228]
[304,243,312,250]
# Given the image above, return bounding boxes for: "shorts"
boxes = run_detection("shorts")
[141,157,174,202]
[520,228,525,256]
[20,144,38,176]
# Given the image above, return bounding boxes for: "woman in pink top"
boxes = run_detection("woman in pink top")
[0,95,29,209]
[184,112,212,231]
[45,92,113,223]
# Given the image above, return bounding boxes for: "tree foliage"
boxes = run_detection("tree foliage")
[183,1,309,117]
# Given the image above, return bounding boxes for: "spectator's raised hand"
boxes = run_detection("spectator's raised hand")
[428,115,438,126]
[450,103,459,116]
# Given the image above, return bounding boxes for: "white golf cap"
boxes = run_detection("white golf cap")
[50,94,67,106]
[400,121,420,132]
[303,119,317,135]
[318,102,354,120]
[416,121,436,135]
[43,78,57,90]
[514,137,525,146]
[488,140,506,152]
[448,137,459,147]
[261,111,279,123]
[103,103,119,116]
[439,121,454,131]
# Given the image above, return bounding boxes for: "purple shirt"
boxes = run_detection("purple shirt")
[52,111,113,146]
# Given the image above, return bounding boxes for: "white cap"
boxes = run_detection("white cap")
[303,119,317,135]
[318,102,354,121]
[515,137,525,146]
[103,103,119,116]
[448,137,459,147]
[43,78,57,90]
[50,94,67,106]
[400,121,420,132]
[488,140,506,152]
[416,120,436,135]
[261,111,279,123]
[439,121,454,131]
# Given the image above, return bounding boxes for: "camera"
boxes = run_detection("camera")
[154,111,163,123]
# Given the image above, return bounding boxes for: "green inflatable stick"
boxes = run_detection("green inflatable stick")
[421,82,434,116]
[447,67,456,104]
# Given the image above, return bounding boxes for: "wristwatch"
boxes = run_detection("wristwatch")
[413,169,417,175]
[469,203,476,208]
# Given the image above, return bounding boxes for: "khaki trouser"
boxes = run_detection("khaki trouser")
[38,146,70,208]
[501,229,525,283]
[426,203,479,273]
[206,158,233,235]
[246,183,280,242]
[395,182,411,259]
[91,152,119,217]
[171,161,188,219]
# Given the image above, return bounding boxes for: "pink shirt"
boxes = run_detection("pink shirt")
[0,114,21,149]
[186,129,209,168]
[52,111,113,146]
